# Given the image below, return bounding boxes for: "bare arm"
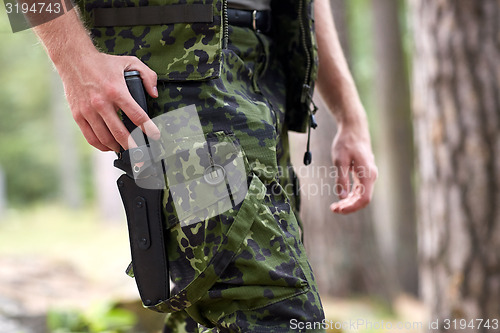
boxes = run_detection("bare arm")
[33,10,159,152]
[314,0,378,214]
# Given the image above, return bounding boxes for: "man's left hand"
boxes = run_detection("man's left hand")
[329,122,378,214]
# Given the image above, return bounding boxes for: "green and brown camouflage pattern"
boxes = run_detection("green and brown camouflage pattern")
[130,105,249,225]
[78,0,224,81]
[74,0,324,329]
[271,0,318,133]
[156,25,323,330]
[75,0,318,133]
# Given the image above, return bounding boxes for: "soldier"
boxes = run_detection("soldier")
[33,0,377,331]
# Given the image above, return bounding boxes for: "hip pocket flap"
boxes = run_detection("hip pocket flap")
[81,0,223,81]
[163,131,249,227]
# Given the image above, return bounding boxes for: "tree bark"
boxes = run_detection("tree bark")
[289,0,396,301]
[0,166,6,219]
[372,0,417,295]
[330,0,349,58]
[293,96,387,298]
[51,70,82,209]
[93,150,125,223]
[411,0,500,330]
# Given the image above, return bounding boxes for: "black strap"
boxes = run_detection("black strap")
[117,174,169,307]
[93,4,213,27]
[227,9,271,33]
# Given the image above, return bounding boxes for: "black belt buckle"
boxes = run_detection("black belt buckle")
[252,10,258,31]
[253,10,271,34]
[227,9,271,34]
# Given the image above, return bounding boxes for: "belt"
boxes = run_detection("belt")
[227,9,272,34]
[92,6,272,32]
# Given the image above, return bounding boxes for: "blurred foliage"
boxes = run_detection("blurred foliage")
[0,21,59,204]
[0,10,94,206]
[0,1,410,207]
[346,0,411,137]
[47,302,137,333]
[346,0,376,116]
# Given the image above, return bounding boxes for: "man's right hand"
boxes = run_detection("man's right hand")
[60,52,160,152]
[33,9,160,152]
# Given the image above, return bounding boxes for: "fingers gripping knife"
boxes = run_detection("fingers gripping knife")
[114,71,169,309]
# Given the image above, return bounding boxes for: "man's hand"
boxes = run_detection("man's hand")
[33,9,160,152]
[61,52,159,152]
[330,121,378,214]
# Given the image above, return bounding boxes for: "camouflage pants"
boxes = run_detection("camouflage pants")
[147,26,325,332]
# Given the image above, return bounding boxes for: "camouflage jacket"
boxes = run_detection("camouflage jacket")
[76,0,318,133]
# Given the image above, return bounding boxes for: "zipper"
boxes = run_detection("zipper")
[298,0,317,165]
[298,0,312,105]
[222,0,229,49]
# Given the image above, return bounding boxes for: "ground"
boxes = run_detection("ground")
[0,205,428,333]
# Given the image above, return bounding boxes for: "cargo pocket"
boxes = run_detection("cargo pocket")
[162,130,249,228]
[189,178,311,322]
[79,0,223,81]
[148,172,267,313]
[139,127,259,313]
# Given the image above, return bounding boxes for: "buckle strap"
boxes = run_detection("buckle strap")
[144,173,264,313]
[92,4,213,27]
[227,8,272,33]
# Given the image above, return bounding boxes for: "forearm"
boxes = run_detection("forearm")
[314,0,367,130]
[32,10,159,152]
[33,9,99,73]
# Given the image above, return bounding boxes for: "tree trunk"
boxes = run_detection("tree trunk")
[411,0,500,330]
[292,96,388,298]
[0,166,6,220]
[51,70,83,209]
[289,0,396,301]
[330,0,349,58]
[372,0,417,295]
[93,150,125,223]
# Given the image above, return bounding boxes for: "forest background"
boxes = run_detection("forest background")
[1,0,498,332]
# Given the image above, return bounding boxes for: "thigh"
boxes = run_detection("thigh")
[187,179,325,331]
[206,295,325,333]
[154,26,324,330]
[154,26,283,300]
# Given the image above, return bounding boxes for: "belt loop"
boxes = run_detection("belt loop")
[252,10,258,31]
